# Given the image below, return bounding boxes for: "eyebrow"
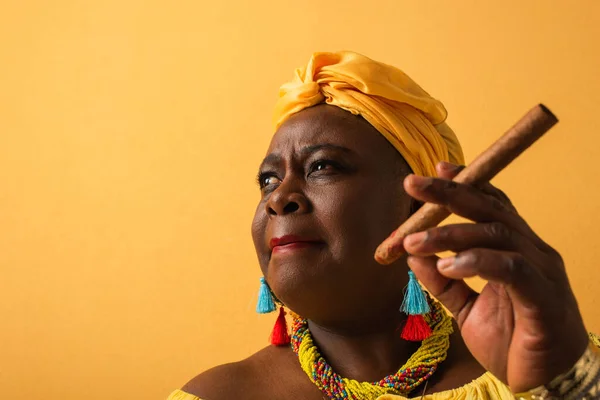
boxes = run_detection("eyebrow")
[299,143,354,156]
[258,143,354,171]
[258,153,282,170]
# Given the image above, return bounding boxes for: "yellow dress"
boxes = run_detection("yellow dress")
[167,334,600,400]
[166,372,514,400]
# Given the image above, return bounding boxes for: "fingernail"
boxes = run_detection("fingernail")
[404,231,427,247]
[438,161,457,171]
[409,175,433,190]
[437,257,455,270]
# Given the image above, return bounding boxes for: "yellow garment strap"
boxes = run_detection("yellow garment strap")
[166,389,200,400]
[166,372,514,400]
[273,51,465,177]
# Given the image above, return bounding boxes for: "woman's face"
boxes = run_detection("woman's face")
[251,105,414,327]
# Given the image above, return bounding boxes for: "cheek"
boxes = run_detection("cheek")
[322,183,410,250]
[371,186,412,232]
[250,207,262,245]
[250,204,269,268]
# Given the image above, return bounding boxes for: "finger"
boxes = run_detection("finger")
[436,161,517,214]
[477,182,518,214]
[405,175,513,221]
[407,255,478,328]
[404,175,554,254]
[435,161,465,180]
[407,162,464,215]
[437,248,549,308]
[403,222,547,265]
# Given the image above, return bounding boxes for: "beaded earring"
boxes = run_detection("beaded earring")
[256,277,290,346]
[400,270,432,341]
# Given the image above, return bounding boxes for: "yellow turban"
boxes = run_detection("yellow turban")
[273,51,465,177]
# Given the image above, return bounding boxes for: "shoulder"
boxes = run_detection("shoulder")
[181,358,256,399]
[181,363,246,399]
[181,346,303,400]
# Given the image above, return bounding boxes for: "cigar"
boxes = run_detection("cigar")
[374,104,558,265]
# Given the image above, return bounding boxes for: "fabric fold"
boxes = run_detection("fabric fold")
[273,51,465,177]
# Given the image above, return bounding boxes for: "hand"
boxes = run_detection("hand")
[402,161,589,393]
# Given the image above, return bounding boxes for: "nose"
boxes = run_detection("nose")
[265,180,310,216]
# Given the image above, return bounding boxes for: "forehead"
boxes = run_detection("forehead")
[267,105,389,155]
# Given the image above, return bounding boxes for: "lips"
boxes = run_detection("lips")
[269,235,323,253]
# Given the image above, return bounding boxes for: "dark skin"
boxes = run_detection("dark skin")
[183,104,589,398]
[403,172,589,392]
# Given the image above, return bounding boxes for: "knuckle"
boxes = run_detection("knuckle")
[490,196,509,212]
[485,222,512,243]
[434,180,463,204]
[481,183,511,203]
[441,179,459,192]
[492,185,504,194]
[508,253,526,272]
[493,186,510,200]
[461,249,482,265]
[428,226,452,242]
[548,247,563,263]
[546,249,568,279]
[505,253,527,283]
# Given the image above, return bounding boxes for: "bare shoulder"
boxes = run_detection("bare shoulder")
[181,345,315,400]
[181,359,252,399]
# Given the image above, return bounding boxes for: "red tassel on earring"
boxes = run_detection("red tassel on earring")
[270,306,290,346]
[401,314,432,341]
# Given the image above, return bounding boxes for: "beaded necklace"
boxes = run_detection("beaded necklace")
[290,299,453,399]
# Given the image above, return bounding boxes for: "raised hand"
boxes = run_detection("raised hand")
[403,161,589,393]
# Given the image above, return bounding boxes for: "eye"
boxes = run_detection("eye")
[314,162,330,171]
[257,172,281,190]
[308,160,340,175]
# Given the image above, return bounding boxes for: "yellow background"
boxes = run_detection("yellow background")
[1,1,599,399]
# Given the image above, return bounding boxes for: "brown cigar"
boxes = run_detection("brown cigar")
[374,104,558,265]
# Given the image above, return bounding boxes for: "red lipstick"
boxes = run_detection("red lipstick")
[269,235,322,253]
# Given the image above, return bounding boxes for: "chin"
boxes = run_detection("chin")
[269,270,394,327]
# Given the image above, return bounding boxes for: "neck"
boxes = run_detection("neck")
[306,312,419,382]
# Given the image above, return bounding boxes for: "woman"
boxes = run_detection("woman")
[168,51,600,399]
